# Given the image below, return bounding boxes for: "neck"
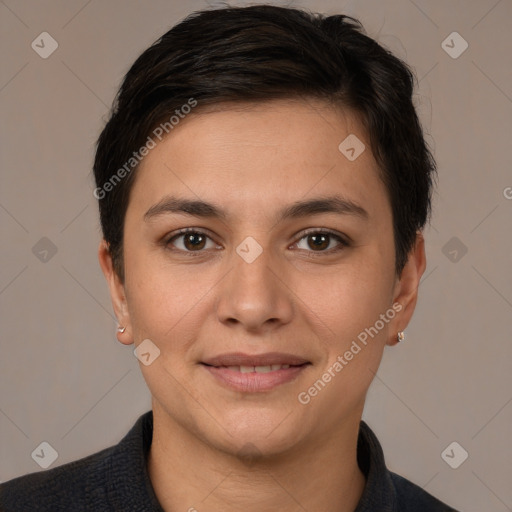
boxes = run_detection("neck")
[147,401,366,512]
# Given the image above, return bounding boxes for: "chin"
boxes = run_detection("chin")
[203,405,304,459]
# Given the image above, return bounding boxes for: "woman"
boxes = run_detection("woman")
[1,4,459,511]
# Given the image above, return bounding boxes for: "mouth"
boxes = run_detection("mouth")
[200,352,311,392]
[209,363,295,373]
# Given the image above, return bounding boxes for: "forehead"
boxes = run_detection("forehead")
[129,99,390,224]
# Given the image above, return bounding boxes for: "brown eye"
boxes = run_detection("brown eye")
[183,232,206,251]
[166,230,218,252]
[295,230,347,253]
[307,233,330,251]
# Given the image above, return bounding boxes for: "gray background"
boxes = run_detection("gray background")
[1,0,511,510]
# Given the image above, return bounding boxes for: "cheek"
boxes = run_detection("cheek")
[294,267,392,420]
[123,249,181,338]
[296,256,394,345]
[123,249,218,356]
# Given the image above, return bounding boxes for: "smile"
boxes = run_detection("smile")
[201,352,311,392]
[219,364,291,373]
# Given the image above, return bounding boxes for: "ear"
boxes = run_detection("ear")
[98,240,134,345]
[387,231,427,346]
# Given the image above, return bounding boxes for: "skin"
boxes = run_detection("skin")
[99,98,426,511]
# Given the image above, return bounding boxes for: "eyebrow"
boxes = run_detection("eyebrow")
[144,195,369,223]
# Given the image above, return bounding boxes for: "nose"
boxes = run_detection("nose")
[215,243,294,333]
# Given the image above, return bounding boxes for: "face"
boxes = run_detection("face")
[100,99,424,457]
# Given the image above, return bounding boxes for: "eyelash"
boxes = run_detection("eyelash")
[163,227,349,258]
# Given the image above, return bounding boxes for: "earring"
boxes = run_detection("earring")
[397,331,405,343]
[117,326,126,333]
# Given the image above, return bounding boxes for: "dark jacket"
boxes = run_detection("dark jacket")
[0,410,459,511]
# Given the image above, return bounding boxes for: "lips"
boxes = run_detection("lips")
[201,352,310,392]
[222,364,291,373]
[202,352,310,368]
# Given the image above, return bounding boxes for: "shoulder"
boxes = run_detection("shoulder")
[356,420,459,511]
[0,410,155,512]
[390,472,459,511]
[0,444,115,511]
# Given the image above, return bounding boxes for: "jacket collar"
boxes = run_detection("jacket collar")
[101,410,397,511]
